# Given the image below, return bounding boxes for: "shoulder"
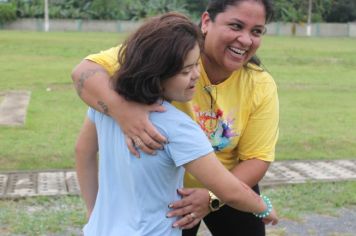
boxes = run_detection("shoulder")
[87,107,113,126]
[85,45,122,76]
[150,102,208,140]
[244,63,275,83]
[150,102,197,129]
[237,63,277,94]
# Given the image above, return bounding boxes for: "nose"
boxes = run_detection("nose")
[237,31,253,47]
[191,64,200,81]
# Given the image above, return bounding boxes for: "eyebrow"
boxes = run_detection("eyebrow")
[230,18,265,28]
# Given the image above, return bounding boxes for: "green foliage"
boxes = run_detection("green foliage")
[273,0,355,23]
[5,0,356,22]
[273,0,331,23]
[185,0,209,19]
[0,3,17,24]
[325,0,356,22]
[125,0,188,20]
[9,0,190,20]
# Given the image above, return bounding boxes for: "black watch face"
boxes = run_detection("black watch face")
[211,199,220,209]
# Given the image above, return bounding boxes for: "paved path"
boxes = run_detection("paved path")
[1,159,356,199]
[0,90,31,126]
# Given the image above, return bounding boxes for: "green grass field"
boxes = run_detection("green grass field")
[0,31,355,170]
[0,31,356,235]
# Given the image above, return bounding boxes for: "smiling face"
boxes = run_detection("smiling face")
[162,43,201,103]
[201,0,266,81]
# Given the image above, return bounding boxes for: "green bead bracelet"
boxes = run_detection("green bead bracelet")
[253,195,272,218]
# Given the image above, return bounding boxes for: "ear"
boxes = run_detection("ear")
[201,11,211,34]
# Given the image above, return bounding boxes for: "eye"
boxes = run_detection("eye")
[229,23,243,31]
[181,70,191,75]
[251,27,266,37]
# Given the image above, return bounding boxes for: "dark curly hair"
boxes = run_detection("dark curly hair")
[206,0,274,24]
[113,12,203,105]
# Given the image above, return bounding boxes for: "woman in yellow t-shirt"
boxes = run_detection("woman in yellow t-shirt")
[72,1,278,235]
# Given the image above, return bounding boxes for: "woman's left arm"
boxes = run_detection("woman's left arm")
[168,75,279,228]
[232,75,279,185]
[230,159,270,186]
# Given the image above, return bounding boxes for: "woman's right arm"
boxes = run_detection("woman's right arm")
[71,59,166,155]
[184,153,278,224]
[75,117,99,218]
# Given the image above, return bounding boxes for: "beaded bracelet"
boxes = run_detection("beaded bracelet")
[253,195,272,218]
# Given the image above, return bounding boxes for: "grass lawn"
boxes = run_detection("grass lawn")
[1,32,355,170]
[0,31,356,235]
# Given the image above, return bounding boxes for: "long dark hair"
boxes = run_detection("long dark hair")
[113,12,203,105]
[205,0,274,66]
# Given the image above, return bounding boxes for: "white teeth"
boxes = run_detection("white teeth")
[229,47,246,55]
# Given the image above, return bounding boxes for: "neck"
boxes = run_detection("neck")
[201,54,231,85]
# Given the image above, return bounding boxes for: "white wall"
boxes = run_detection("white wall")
[2,19,356,37]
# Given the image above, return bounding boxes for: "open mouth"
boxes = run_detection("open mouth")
[228,46,247,56]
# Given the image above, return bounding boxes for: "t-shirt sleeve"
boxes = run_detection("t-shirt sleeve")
[87,107,96,123]
[85,46,120,76]
[238,74,279,162]
[165,119,214,167]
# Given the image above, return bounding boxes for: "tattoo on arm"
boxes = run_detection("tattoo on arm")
[97,100,109,115]
[75,69,108,96]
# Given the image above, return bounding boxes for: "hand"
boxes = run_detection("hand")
[112,101,166,157]
[262,208,278,225]
[167,188,211,229]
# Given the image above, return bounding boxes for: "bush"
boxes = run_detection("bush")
[0,3,17,25]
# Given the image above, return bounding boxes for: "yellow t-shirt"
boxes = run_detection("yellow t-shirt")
[85,46,279,188]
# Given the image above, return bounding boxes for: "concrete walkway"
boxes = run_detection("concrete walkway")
[2,159,356,236]
[0,90,31,126]
[1,159,356,199]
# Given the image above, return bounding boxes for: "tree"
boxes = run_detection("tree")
[184,0,209,19]
[324,0,356,22]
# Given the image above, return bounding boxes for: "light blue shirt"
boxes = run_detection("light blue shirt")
[83,102,213,236]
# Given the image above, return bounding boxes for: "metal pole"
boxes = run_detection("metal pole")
[44,0,49,32]
[306,0,312,36]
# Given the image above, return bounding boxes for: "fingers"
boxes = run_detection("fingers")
[144,123,167,146]
[138,131,163,151]
[125,136,139,158]
[176,188,195,197]
[168,188,210,219]
[172,212,201,229]
[148,103,166,113]
[169,197,191,210]
[128,126,166,155]
[180,218,201,230]
[167,203,192,218]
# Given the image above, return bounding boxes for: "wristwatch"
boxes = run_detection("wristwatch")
[208,191,222,212]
